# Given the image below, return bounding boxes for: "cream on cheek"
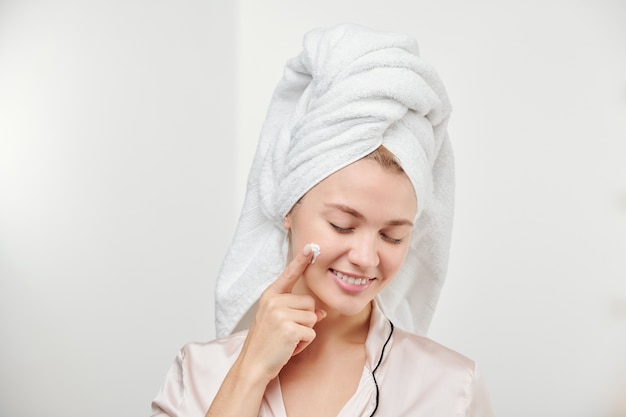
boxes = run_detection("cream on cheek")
[309,243,321,264]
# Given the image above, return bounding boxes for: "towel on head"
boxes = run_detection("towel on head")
[215,23,454,338]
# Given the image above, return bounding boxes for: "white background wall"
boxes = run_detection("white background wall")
[0,1,237,416]
[1,1,625,416]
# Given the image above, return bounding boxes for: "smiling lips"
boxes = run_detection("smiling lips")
[331,269,374,286]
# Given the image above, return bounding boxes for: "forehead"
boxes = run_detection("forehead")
[303,159,417,219]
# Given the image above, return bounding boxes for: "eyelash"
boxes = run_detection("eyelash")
[330,223,352,233]
[329,223,403,245]
[381,234,403,245]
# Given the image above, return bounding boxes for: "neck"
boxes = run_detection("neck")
[315,302,371,343]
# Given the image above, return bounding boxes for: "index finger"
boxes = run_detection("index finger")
[268,243,320,294]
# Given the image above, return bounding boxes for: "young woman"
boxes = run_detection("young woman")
[152,24,494,417]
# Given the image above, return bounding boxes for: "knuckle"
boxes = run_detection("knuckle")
[263,294,280,310]
[302,327,316,342]
[273,309,289,323]
[279,320,297,335]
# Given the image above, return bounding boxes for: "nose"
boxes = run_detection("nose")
[347,233,380,270]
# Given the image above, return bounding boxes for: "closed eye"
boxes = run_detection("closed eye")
[330,223,353,233]
[380,233,403,245]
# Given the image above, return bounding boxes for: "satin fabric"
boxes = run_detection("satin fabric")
[151,303,494,417]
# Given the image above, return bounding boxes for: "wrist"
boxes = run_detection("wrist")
[232,352,276,388]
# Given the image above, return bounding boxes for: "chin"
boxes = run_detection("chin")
[333,303,372,317]
[315,290,376,317]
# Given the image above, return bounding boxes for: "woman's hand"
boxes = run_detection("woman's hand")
[239,243,326,382]
[205,244,326,417]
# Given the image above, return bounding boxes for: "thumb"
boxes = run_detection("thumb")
[315,309,327,323]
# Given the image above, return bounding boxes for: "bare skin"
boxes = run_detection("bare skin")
[205,245,325,417]
[206,159,416,417]
[205,260,370,417]
[279,301,371,417]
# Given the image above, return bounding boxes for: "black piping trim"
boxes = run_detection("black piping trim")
[368,320,394,417]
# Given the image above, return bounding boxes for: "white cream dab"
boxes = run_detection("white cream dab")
[309,243,321,264]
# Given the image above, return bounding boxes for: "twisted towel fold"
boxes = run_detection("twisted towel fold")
[215,23,453,338]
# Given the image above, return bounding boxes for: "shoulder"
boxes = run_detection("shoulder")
[151,332,248,417]
[179,331,248,365]
[175,331,248,385]
[375,328,491,415]
[386,326,477,384]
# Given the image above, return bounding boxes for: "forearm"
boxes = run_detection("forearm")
[205,355,271,417]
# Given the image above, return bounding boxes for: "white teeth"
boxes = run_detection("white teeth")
[334,270,369,286]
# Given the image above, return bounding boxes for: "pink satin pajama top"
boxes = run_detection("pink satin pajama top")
[151,303,494,416]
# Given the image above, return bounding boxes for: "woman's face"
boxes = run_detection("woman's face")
[284,158,417,317]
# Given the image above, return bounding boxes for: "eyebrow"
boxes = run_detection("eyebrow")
[324,203,414,227]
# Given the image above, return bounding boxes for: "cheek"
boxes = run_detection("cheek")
[289,217,331,253]
[381,246,410,277]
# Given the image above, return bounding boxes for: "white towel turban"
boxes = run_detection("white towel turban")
[215,23,453,338]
